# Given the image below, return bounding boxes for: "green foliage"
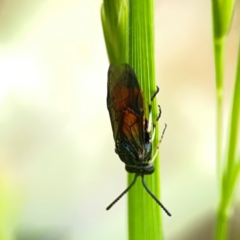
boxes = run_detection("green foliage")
[212,0,240,239]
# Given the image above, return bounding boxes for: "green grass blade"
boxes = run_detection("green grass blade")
[128,1,165,240]
[214,31,240,240]
[225,43,240,175]
[213,38,225,186]
[101,0,128,64]
[211,0,236,187]
[212,0,235,39]
[212,1,239,239]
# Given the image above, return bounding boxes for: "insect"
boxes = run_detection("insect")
[106,63,171,216]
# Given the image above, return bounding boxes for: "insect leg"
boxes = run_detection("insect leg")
[151,86,159,102]
[147,105,153,133]
[141,175,171,216]
[149,105,161,143]
[147,86,160,133]
[106,174,138,210]
[148,123,167,163]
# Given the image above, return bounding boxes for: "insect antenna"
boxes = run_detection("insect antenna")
[141,176,171,216]
[106,174,138,210]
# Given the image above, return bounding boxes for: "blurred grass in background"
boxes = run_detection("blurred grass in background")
[0,0,239,240]
[212,0,240,239]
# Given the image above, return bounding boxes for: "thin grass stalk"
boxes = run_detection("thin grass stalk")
[128,1,163,240]
[214,18,240,240]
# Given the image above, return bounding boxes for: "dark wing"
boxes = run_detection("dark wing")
[107,63,145,153]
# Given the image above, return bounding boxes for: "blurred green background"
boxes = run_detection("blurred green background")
[0,0,239,239]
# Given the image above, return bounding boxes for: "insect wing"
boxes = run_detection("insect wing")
[107,63,145,154]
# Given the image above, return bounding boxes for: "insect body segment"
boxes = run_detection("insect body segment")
[107,63,171,216]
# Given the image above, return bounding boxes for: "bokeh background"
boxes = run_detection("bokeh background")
[0,0,239,239]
